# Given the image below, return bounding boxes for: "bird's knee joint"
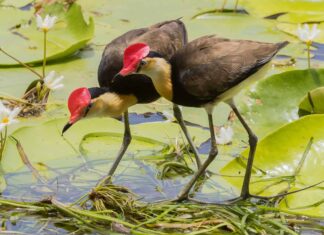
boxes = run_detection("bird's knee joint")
[125,135,132,144]
[210,148,218,159]
[249,134,258,145]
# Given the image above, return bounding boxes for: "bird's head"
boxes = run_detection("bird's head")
[62,87,136,134]
[62,87,92,134]
[116,43,166,80]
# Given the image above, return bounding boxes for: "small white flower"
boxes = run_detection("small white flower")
[297,24,321,44]
[36,14,57,32]
[0,102,21,131]
[215,126,233,145]
[44,71,64,91]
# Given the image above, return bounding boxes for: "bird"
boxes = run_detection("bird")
[116,35,288,202]
[61,19,203,181]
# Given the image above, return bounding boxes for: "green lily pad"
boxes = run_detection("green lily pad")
[279,186,324,218]
[221,115,324,213]
[0,0,32,8]
[238,69,324,137]
[0,3,94,66]
[299,87,324,117]
[80,132,166,159]
[277,22,324,44]
[240,0,324,18]
[2,116,209,173]
[277,12,324,24]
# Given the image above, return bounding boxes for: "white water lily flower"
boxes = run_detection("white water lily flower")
[36,14,57,32]
[0,102,21,131]
[44,71,64,90]
[297,24,321,44]
[215,126,233,145]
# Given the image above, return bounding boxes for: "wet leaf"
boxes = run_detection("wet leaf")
[221,115,324,216]
[240,0,324,18]
[80,132,166,159]
[277,12,324,24]
[279,186,324,218]
[0,3,94,66]
[238,69,324,137]
[299,87,324,116]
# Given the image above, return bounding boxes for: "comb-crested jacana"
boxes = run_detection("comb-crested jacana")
[62,19,203,180]
[117,35,288,202]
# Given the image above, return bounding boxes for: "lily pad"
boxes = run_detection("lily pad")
[2,116,209,173]
[240,0,324,18]
[0,0,32,8]
[299,87,324,116]
[277,12,324,24]
[238,69,324,137]
[0,3,94,66]
[221,115,324,215]
[279,186,324,218]
[80,132,166,159]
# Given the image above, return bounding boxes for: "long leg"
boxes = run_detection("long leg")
[228,99,258,199]
[173,104,202,169]
[176,111,218,202]
[107,110,132,178]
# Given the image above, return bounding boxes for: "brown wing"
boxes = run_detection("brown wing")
[171,35,287,100]
[98,19,187,87]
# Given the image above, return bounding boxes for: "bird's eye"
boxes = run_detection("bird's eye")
[140,60,147,67]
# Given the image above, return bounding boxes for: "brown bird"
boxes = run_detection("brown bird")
[116,35,288,202]
[62,19,203,180]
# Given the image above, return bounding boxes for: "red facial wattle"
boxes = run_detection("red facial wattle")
[119,43,150,76]
[67,87,91,124]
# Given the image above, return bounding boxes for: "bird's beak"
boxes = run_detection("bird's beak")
[62,122,73,135]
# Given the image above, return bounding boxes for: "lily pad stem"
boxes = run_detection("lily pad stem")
[42,31,47,78]
[0,127,7,161]
[0,48,42,79]
[306,41,311,69]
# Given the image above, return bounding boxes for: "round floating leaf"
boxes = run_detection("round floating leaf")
[238,69,324,137]
[80,132,166,159]
[2,117,123,173]
[240,0,324,18]
[0,3,94,66]
[277,12,324,24]
[299,87,324,117]
[221,115,324,217]
[279,186,324,218]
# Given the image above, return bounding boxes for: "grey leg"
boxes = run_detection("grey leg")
[107,110,132,177]
[173,104,202,169]
[176,111,218,202]
[228,100,257,199]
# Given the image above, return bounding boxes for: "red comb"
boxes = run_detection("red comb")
[120,43,150,76]
[67,87,91,123]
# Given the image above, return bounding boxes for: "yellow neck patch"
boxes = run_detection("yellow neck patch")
[88,93,138,118]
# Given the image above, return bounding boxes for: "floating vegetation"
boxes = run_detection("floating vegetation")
[156,139,195,179]
[1,194,324,234]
